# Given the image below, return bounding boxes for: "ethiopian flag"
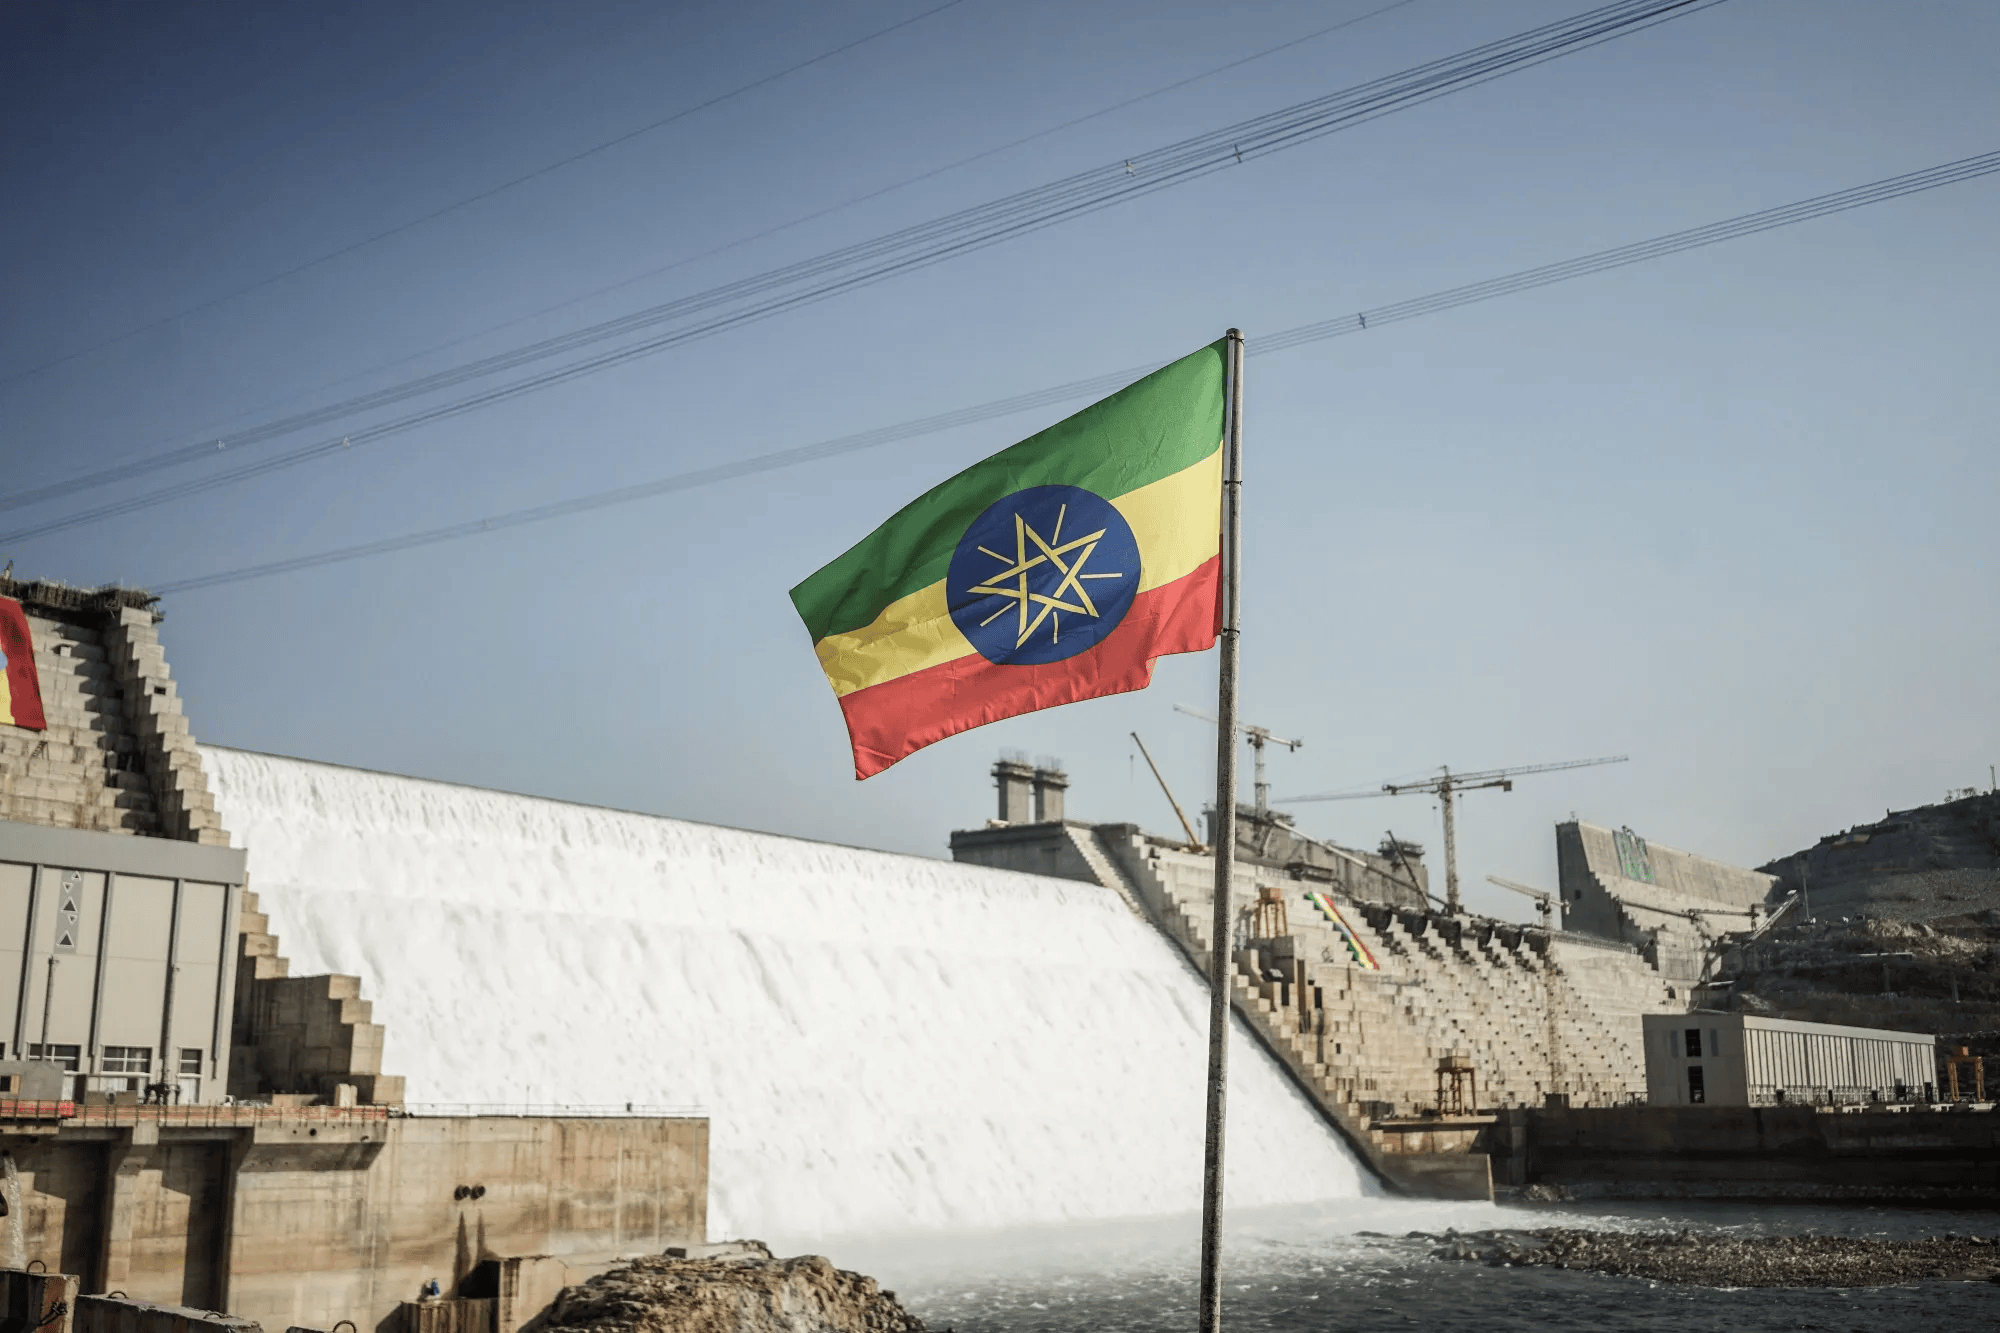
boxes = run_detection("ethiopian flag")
[792,340,1226,779]
[0,598,46,732]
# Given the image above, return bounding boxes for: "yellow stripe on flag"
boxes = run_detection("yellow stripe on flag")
[1114,445,1222,593]
[814,582,967,697]
[813,447,1221,697]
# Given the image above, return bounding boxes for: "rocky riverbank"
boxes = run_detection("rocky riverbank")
[536,1245,930,1333]
[1419,1228,2000,1286]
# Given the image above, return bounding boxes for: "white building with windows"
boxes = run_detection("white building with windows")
[1643,1012,1937,1107]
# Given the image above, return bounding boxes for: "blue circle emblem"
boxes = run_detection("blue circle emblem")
[948,484,1142,666]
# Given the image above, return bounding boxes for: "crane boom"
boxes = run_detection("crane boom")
[1485,874,1552,901]
[1272,754,1630,915]
[1386,754,1629,793]
[1131,732,1204,852]
[1174,702,1301,814]
[1485,873,1553,924]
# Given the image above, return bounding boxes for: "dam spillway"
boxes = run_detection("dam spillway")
[202,747,1367,1248]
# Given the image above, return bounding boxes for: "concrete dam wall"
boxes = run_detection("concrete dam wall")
[201,747,1366,1249]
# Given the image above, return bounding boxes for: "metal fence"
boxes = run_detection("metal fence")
[0,1098,392,1126]
[395,1103,705,1118]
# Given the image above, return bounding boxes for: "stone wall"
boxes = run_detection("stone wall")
[1499,1103,2000,1201]
[1,1111,706,1333]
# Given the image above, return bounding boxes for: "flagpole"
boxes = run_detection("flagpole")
[1198,328,1244,1333]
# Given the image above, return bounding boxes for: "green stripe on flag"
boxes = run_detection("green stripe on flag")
[790,339,1225,643]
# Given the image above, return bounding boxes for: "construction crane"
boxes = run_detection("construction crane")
[1485,874,1555,924]
[1173,703,1301,814]
[1277,755,1628,915]
[1130,732,1204,852]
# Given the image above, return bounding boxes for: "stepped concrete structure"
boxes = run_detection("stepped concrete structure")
[0,581,709,1333]
[0,580,227,845]
[1557,820,1778,984]
[955,824,1675,1200]
[956,810,1683,1118]
[953,776,1730,1197]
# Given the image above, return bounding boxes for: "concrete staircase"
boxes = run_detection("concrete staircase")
[230,887,404,1105]
[1140,868,1491,1198]
[1067,826,1152,921]
[1,614,161,834]
[1083,824,1679,1130]
[0,601,230,845]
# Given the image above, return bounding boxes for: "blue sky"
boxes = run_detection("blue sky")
[3,0,1995,916]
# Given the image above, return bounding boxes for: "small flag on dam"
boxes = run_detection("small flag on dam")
[0,599,46,732]
[791,340,1226,778]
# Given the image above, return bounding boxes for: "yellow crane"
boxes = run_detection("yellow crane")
[1278,755,1628,915]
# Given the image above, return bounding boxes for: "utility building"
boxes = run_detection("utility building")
[0,822,243,1101]
[1643,1013,1936,1107]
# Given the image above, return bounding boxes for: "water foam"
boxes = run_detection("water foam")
[204,747,1366,1248]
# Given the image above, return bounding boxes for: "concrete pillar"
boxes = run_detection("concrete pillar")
[1,1151,24,1271]
[992,760,1033,824]
[97,1124,157,1293]
[214,1131,255,1317]
[1031,766,1067,823]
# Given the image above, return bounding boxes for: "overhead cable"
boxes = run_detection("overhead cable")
[55,0,1425,479]
[4,0,974,383]
[1,0,1724,537]
[146,148,2000,596]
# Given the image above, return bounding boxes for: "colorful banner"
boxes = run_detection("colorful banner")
[1304,890,1379,970]
[0,598,46,732]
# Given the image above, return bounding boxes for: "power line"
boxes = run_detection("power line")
[5,0,1426,501]
[0,0,1723,541]
[3,0,974,384]
[146,148,2000,596]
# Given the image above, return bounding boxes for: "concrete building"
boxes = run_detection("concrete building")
[0,823,244,1103]
[1557,819,1778,985]
[1642,1013,1936,1107]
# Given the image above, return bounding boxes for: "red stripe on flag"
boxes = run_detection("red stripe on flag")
[838,556,1220,779]
[0,600,46,732]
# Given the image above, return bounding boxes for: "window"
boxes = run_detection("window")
[1688,1066,1706,1103]
[1685,1028,1702,1058]
[178,1049,202,1076]
[26,1044,80,1071]
[102,1046,150,1076]
[1709,1028,1721,1059]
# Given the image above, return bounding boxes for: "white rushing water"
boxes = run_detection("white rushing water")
[203,747,1367,1249]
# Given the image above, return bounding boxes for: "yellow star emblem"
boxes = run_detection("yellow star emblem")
[966,501,1126,649]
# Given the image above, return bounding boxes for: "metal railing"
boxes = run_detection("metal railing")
[0,1098,392,1126]
[395,1102,706,1119]
[0,1098,705,1125]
